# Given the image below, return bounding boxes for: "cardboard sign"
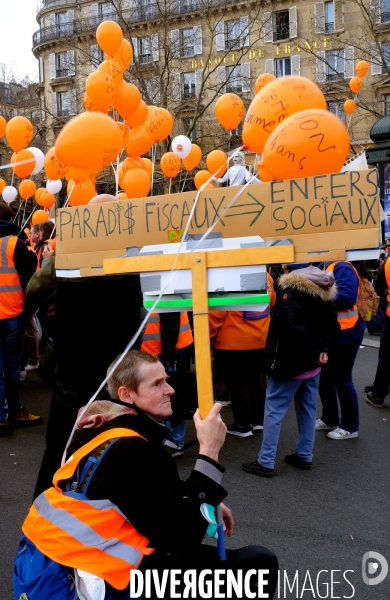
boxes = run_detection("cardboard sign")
[56,169,380,271]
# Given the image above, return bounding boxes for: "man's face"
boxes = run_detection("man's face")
[30,228,40,244]
[122,361,174,421]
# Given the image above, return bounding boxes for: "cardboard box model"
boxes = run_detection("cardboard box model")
[139,235,270,312]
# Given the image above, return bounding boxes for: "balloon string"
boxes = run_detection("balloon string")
[181,174,188,193]
[47,182,75,241]
[60,146,246,464]
[0,158,36,171]
[150,143,156,197]
[14,202,22,225]
[19,204,38,233]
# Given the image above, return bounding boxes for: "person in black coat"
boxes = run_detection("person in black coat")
[243,265,339,477]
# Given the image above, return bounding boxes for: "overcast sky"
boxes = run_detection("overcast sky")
[0,3,39,82]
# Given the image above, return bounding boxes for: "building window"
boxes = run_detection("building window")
[273,10,290,41]
[226,65,242,94]
[382,42,390,74]
[56,52,69,78]
[382,0,390,23]
[328,101,345,122]
[275,57,291,78]
[139,38,152,64]
[326,49,345,81]
[57,91,70,117]
[225,20,241,50]
[181,29,195,57]
[140,0,156,20]
[325,1,335,33]
[182,116,197,141]
[99,2,115,20]
[182,72,196,99]
[180,0,200,13]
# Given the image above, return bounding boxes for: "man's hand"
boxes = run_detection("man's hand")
[42,244,55,260]
[193,402,226,462]
[220,502,234,537]
[317,352,328,365]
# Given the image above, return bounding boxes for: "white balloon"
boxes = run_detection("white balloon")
[172,135,192,159]
[2,186,18,204]
[46,179,62,194]
[28,147,45,175]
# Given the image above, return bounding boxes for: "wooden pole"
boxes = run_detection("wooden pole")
[190,252,214,419]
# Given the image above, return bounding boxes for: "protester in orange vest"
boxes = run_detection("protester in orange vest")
[316,261,364,439]
[209,273,276,437]
[17,350,278,599]
[141,310,193,455]
[0,202,41,436]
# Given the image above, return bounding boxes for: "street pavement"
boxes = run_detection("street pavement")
[1,338,389,599]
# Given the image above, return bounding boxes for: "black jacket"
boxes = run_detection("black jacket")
[66,403,227,556]
[0,220,35,290]
[264,272,339,380]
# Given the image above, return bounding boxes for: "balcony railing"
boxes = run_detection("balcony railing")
[325,21,334,32]
[56,68,70,78]
[56,107,70,117]
[139,54,152,64]
[326,72,344,82]
[182,89,196,99]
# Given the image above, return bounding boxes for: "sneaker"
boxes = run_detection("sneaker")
[227,423,253,438]
[315,418,334,430]
[25,362,39,371]
[19,370,27,381]
[0,420,12,437]
[164,445,184,458]
[11,408,42,427]
[252,424,264,431]
[242,460,274,477]
[327,427,358,440]
[364,383,375,393]
[284,453,311,470]
[366,392,384,408]
[216,391,231,406]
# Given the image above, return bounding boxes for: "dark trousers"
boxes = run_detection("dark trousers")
[0,313,25,422]
[373,314,390,398]
[108,544,278,599]
[214,349,265,427]
[318,334,364,433]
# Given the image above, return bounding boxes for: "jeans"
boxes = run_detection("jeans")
[0,313,25,422]
[164,419,186,448]
[318,333,364,433]
[373,314,390,398]
[258,374,320,469]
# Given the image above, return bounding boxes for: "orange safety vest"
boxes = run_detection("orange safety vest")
[22,428,154,590]
[385,259,390,317]
[0,235,24,320]
[326,261,359,330]
[141,311,193,355]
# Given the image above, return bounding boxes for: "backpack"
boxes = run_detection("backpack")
[356,277,380,322]
[14,439,122,600]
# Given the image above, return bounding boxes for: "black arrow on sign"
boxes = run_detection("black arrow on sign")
[225,192,266,226]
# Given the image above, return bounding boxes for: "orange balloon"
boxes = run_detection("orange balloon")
[206,150,227,177]
[6,116,34,152]
[96,20,123,57]
[204,183,215,190]
[0,116,6,138]
[344,99,356,114]
[35,188,46,203]
[118,156,146,188]
[83,92,100,112]
[215,94,244,131]
[0,178,6,194]
[118,192,128,200]
[126,100,148,128]
[123,168,151,199]
[145,107,173,143]
[160,152,181,179]
[262,109,350,181]
[125,125,154,157]
[67,179,96,206]
[86,70,114,113]
[55,112,123,171]
[38,192,56,209]
[31,210,49,225]
[44,147,69,180]
[67,166,97,182]
[98,59,123,90]
[349,77,363,94]
[255,73,276,94]
[11,150,36,178]
[356,60,369,78]
[183,144,202,172]
[194,170,212,190]
[113,82,141,120]
[257,163,274,182]
[107,38,133,72]
[242,76,327,154]
[143,157,153,178]
[19,179,37,200]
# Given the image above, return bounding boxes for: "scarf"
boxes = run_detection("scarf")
[76,399,137,429]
